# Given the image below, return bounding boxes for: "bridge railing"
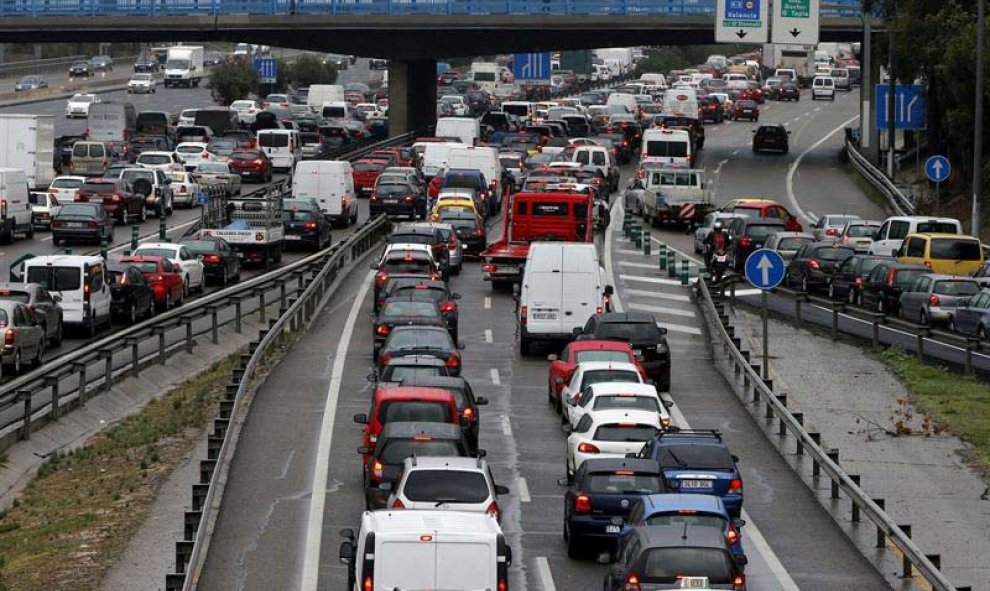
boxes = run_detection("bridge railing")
[0,0,861,17]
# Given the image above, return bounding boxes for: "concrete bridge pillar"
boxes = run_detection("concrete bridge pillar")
[388,59,437,137]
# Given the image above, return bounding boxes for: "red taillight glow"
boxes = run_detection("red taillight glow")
[733,574,745,590]
[391,498,405,509]
[363,577,373,591]
[440,302,456,313]
[576,442,600,454]
[929,294,940,306]
[462,407,474,420]
[304,222,318,230]
[445,355,460,369]
[574,494,591,512]
[203,255,221,263]
[520,305,527,324]
[375,325,390,336]
[825,228,839,236]
[375,272,388,287]
[4,328,14,345]
[729,478,743,494]
[887,270,896,287]
[624,574,641,591]
[486,501,499,517]
[855,277,863,288]
[739,236,752,248]
[482,264,495,273]
[808,259,820,271]
[371,461,384,481]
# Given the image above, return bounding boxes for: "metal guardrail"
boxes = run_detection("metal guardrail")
[0,55,85,78]
[696,277,967,591]
[0,0,862,17]
[166,214,390,591]
[845,135,915,215]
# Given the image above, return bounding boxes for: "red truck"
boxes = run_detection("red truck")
[480,188,594,288]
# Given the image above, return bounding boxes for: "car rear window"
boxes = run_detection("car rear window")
[80,181,115,193]
[593,424,657,442]
[385,329,451,350]
[778,237,812,250]
[402,470,489,503]
[916,222,960,233]
[354,161,385,173]
[126,261,159,274]
[930,238,981,260]
[814,246,856,261]
[585,472,663,494]
[593,395,660,413]
[139,154,171,165]
[378,400,453,424]
[51,178,84,189]
[642,548,734,584]
[382,366,447,382]
[747,224,786,238]
[596,322,662,342]
[387,234,433,246]
[846,225,878,237]
[134,248,175,259]
[575,350,631,364]
[259,133,289,148]
[444,174,483,190]
[581,369,640,388]
[392,286,445,302]
[934,280,980,296]
[26,266,81,291]
[380,439,461,464]
[658,444,735,470]
[382,259,433,275]
[383,301,439,317]
[644,512,728,528]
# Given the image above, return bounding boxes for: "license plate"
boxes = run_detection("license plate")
[680,480,712,490]
[240,172,250,176]
[680,577,710,589]
[531,312,557,320]
[495,265,516,273]
[605,525,621,534]
[383,197,398,203]
[284,235,301,241]
[65,222,84,228]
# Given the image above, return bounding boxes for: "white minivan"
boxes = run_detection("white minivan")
[292,160,357,226]
[435,117,480,146]
[812,76,836,101]
[421,142,467,179]
[0,168,34,242]
[606,92,638,114]
[869,216,963,257]
[256,129,300,172]
[640,128,693,168]
[518,242,612,355]
[22,255,112,333]
[339,510,511,591]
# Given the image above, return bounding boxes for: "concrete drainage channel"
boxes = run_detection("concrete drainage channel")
[695,278,972,591]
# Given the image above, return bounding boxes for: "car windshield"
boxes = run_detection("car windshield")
[934,281,980,296]
[383,301,439,317]
[581,369,640,388]
[642,548,734,583]
[378,400,453,424]
[134,248,175,259]
[930,239,981,260]
[402,470,488,503]
[386,329,451,351]
[593,424,657,442]
[586,472,663,494]
[380,439,460,464]
[125,261,159,274]
[846,225,878,237]
[26,266,81,291]
[575,350,631,364]
[180,240,217,254]
[593,395,660,412]
[596,322,662,342]
[658,444,735,470]
[645,512,728,528]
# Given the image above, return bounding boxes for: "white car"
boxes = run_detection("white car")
[377,243,437,267]
[168,171,202,208]
[558,361,645,409]
[48,175,86,203]
[136,151,185,173]
[193,161,242,196]
[565,409,663,478]
[65,93,99,118]
[133,242,205,292]
[229,99,262,124]
[439,95,469,116]
[386,456,509,520]
[178,108,198,126]
[175,142,216,172]
[127,73,156,94]
[564,382,672,430]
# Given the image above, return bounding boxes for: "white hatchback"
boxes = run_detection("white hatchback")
[175,142,216,172]
[48,175,86,203]
[812,76,836,101]
[65,93,99,118]
[565,409,663,478]
[558,361,644,408]
[386,456,509,521]
[564,382,672,430]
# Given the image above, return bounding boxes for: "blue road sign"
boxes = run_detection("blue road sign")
[725,0,760,21]
[197,192,208,205]
[925,155,950,183]
[513,52,551,84]
[875,84,926,130]
[744,248,786,290]
[253,57,277,84]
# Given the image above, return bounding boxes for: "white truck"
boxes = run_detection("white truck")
[164,45,205,88]
[0,114,54,190]
[637,167,713,228]
[595,48,634,74]
[469,62,500,94]
[764,43,815,87]
[199,183,284,268]
[307,84,345,113]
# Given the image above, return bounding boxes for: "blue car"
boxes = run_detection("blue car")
[950,290,990,337]
[633,430,743,517]
[558,457,666,559]
[626,493,746,561]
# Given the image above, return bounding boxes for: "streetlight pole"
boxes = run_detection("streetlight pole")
[973,0,985,234]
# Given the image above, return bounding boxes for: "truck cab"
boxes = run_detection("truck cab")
[637,166,711,227]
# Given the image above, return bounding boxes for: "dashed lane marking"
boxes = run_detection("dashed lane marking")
[535,557,556,591]
[485,329,493,343]
[490,368,501,385]
[623,288,691,303]
[627,302,697,318]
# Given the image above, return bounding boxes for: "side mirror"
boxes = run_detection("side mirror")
[572,327,583,337]
[494,484,510,495]
[557,477,570,486]
[357,446,371,455]
[369,262,379,270]
[561,423,573,434]
[339,541,355,564]
[340,528,355,540]
[52,294,62,303]
[476,396,489,405]
[625,452,638,459]
[731,454,740,463]
[547,353,558,362]
[604,285,614,296]
[476,448,487,458]
[353,413,368,425]
[733,518,747,528]
[658,327,668,335]
[457,343,465,350]
[452,293,462,300]
[366,372,378,382]
[663,399,674,408]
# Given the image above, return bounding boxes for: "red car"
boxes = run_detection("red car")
[720,198,803,232]
[547,340,647,411]
[227,149,273,183]
[118,255,185,310]
[352,386,460,467]
[75,178,146,224]
[352,158,387,195]
[366,150,401,168]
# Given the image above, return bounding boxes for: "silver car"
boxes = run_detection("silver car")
[838,220,881,252]
[385,456,508,521]
[694,212,746,254]
[416,221,463,275]
[0,300,46,373]
[811,214,861,240]
[764,231,815,262]
[899,274,981,325]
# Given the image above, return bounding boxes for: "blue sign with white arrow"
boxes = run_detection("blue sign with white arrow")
[875,84,926,130]
[253,57,277,84]
[744,248,786,290]
[513,52,551,84]
[925,155,950,183]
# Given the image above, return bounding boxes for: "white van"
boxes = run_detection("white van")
[256,129,300,172]
[0,168,33,242]
[307,84,344,113]
[518,242,611,354]
[339,510,511,591]
[435,117,480,146]
[421,142,467,179]
[445,146,502,200]
[662,87,700,119]
[321,101,349,119]
[293,160,357,226]
[811,76,836,101]
[639,73,667,88]
[640,128,692,168]
[606,92,638,114]
[22,255,112,332]
[829,67,851,91]
[869,216,963,257]
[501,101,533,120]
[469,62,500,93]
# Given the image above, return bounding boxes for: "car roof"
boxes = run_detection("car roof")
[581,457,664,474]
[907,232,977,240]
[587,409,660,426]
[640,493,729,515]
[570,339,634,352]
[401,456,486,471]
[383,355,447,367]
[379,421,463,438]
[586,383,658,397]
[374,386,455,402]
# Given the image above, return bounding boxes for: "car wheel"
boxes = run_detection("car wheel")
[9,349,21,375]
[52,234,61,246]
[183,278,190,299]
[128,301,137,325]
[519,334,532,356]
[34,340,44,367]
[221,266,229,286]
[566,532,581,559]
[949,316,957,332]
[52,321,63,347]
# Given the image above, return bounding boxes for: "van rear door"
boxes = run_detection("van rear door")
[526,246,565,336]
[377,536,436,590]
[560,247,598,332]
[435,534,496,591]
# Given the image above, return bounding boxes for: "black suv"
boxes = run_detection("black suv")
[379,277,460,340]
[387,225,450,277]
[726,217,788,273]
[605,524,747,590]
[398,375,489,453]
[575,312,670,392]
[753,124,790,153]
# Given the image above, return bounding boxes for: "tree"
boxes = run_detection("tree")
[286,54,338,88]
[208,61,259,106]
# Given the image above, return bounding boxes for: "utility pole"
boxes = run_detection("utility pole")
[861,16,872,155]
[886,29,896,179]
[973,0,985,234]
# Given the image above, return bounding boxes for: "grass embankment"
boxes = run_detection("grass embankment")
[881,348,990,474]
[0,354,239,591]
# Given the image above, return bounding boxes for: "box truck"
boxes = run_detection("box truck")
[164,45,205,88]
[0,114,54,190]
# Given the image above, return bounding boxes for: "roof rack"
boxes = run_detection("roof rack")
[657,429,722,442]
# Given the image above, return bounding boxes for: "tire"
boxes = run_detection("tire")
[127,301,137,325]
[52,234,61,246]
[949,317,957,332]
[8,350,21,375]
[87,313,97,338]
[26,224,33,239]
[520,334,532,356]
[548,384,555,405]
[220,265,229,287]
[52,321,63,347]
[566,533,581,559]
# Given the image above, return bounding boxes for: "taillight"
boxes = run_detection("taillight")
[596,306,603,314]
[363,577,373,591]
[739,236,751,248]
[929,294,940,306]
[520,305,527,325]
[201,151,208,157]
[826,228,838,236]
[855,277,863,288]
[482,263,495,273]
[391,497,405,509]
[203,255,221,263]
[304,222,318,230]
[83,282,91,300]
[808,258,820,270]
[88,221,97,229]
[4,328,14,345]
[924,261,933,269]
[733,574,745,590]
[445,355,460,369]
[156,275,165,282]
[476,227,484,237]
[574,494,591,512]
[577,442,600,454]
[624,574,641,591]
[729,478,743,494]
[440,302,456,313]
[179,184,187,192]
[375,272,388,287]
[726,522,739,544]
[887,270,896,287]
[371,460,384,481]
[462,407,474,420]
[111,193,121,202]
[403,195,414,203]
[376,324,390,336]
[486,501,500,517]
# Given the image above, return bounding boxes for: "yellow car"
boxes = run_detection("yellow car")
[896,232,984,275]
[431,197,478,221]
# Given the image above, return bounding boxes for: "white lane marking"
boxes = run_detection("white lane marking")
[731,149,739,156]
[604,200,624,311]
[628,303,697,318]
[785,114,860,225]
[518,476,531,502]
[657,321,703,335]
[535,556,556,591]
[41,235,52,242]
[806,210,817,221]
[300,270,374,591]
[713,158,730,175]
[624,288,691,303]
[620,274,687,287]
[617,248,649,256]
[485,328,493,343]
[501,415,513,436]
[484,296,491,309]
[490,367,501,385]
[618,260,662,269]
[650,237,704,266]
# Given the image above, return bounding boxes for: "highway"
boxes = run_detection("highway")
[197,85,897,590]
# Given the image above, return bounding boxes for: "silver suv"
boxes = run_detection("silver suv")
[385,456,509,521]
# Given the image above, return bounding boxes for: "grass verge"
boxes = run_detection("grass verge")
[848,165,892,213]
[0,353,240,591]
[880,348,990,475]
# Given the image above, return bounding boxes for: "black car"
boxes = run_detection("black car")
[379,277,460,339]
[828,254,892,305]
[860,262,931,314]
[282,203,332,250]
[784,242,857,293]
[376,325,463,376]
[440,211,486,256]
[374,355,452,384]
[727,218,788,272]
[700,96,724,123]
[180,235,242,286]
[133,57,159,73]
[320,125,353,149]
[398,375,488,453]
[386,225,450,275]
[371,182,424,220]
[596,133,632,164]
[68,62,92,77]
[753,125,790,153]
[606,524,747,590]
[373,297,447,359]
[51,202,114,245]
[359,421,473,509]
[0,283,64,346]
[130,135,171,156]
[576,312,670,392]
[107,262,155,325]
[777,82,800,101]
